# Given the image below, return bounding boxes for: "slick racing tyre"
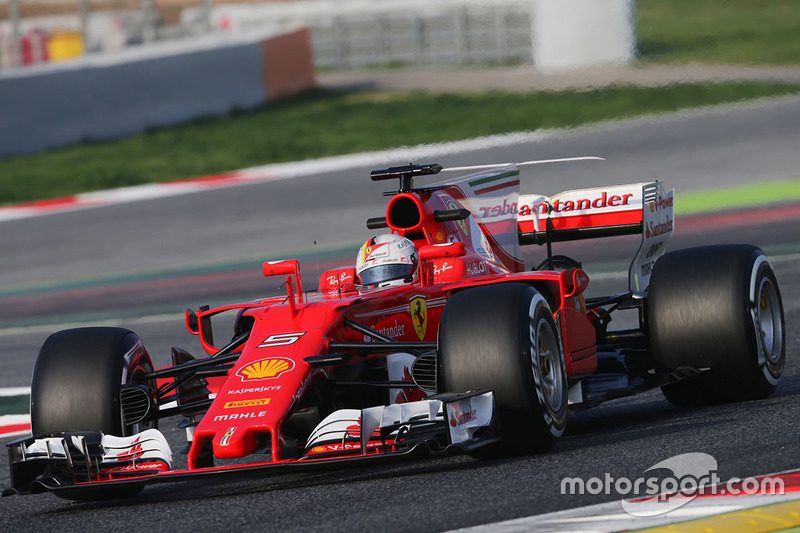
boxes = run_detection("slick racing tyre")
[648,245,785,406]
[31,327,157,437]
[30,328,157,500]
[439,283,567,456]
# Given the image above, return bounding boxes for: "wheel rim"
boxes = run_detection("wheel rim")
[755,277,783,365]
[532,317,565,413]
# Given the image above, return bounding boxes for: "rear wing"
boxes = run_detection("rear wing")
[517,181,674,292]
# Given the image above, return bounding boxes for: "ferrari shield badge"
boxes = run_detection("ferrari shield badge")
[409,296,427,340]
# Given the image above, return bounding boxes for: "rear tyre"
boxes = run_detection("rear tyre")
[30,327,156,500]
[648,245,785,406]
[439,283,567,456]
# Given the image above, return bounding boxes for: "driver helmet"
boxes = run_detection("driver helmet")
[356,234,418,288]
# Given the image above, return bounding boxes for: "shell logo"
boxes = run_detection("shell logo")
[236,357,295,382]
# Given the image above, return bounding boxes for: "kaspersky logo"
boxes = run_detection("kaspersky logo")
[235,357,295,382]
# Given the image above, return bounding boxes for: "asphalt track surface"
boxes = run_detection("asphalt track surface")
[0,96,799,531]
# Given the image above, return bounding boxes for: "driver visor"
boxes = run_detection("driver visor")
[358,263,416,287]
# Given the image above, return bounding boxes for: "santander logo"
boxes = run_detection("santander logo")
[645,218,674,238]
[519,191,635,216]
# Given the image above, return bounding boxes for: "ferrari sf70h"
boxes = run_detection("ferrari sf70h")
[5,159,785,499]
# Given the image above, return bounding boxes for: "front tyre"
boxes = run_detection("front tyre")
[439,283,567,456]
[30,327,157,500]
[31,327,156,437]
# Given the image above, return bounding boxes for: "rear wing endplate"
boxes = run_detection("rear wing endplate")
[517,181,674,292]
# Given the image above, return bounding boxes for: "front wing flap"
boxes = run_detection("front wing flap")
[304,390,496,457]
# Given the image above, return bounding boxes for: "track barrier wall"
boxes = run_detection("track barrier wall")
[0,27,314,157]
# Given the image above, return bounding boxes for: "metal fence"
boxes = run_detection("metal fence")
[313,2,533,68]
[0,0,534,71]
[182,0,534,68]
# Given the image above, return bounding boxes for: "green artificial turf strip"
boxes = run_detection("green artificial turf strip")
[677,179,800,214]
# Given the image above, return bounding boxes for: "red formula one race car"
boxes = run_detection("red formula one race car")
[5,160,785,499]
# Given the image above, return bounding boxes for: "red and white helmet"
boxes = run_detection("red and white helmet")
[356,234,418,288]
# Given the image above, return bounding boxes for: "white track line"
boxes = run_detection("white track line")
[0,387,30,397]
[583,270,627,281]
[0,312,180,336]
[770,252,800,263]
[0,415,31,424]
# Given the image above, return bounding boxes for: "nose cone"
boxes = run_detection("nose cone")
[205,353,309,461]
[188,302,338,467]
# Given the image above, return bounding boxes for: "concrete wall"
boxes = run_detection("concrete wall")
[533,0,636,70]
[0,27,314,157]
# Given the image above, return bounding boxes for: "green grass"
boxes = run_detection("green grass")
[637,0,800,64]
[1,82,798,205]
[677,179,800,214]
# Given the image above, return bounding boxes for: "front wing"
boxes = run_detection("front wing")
[5,391,496,498]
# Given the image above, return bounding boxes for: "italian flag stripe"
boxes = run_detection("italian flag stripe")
[468,170,519,187]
